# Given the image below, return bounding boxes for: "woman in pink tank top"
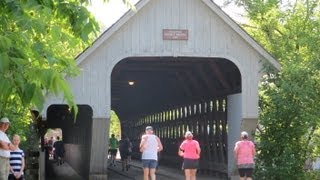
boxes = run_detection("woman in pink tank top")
[178,131,201,180]
[234,131,256,180]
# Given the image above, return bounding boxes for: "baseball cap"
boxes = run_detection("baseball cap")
[241,131,248,138]
[145,126,153,131]
[0,117,10,124]
[185,131,193,137]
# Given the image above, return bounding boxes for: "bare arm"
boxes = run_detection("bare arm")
[8,143,17,151]
[0,140,8,149]
[20,155,25,173]
[178,148,184,156]
[10,166,14,174]
[156,137,163,152]
[252,142,256,156]
[234,143,238,160]
[139,135,147,152]
[196,142,201,156]
[0,140,15,150]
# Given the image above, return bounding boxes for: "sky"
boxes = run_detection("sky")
[87,0,246,31]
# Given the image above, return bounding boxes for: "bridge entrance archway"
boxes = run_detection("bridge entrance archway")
[111,56,241,177]
[45,105,93,178]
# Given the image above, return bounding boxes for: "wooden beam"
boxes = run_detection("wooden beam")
[209,62,231,90]
[196,64,217,95]
[174,72,193,97]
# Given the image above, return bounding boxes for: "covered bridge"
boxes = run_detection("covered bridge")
[41,0,280,179]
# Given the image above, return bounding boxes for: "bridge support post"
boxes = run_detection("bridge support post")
[227,93,242,178]
[227,94,259,179]
[39,151,45,180]
[89,118,109,180]
[240,118,258,135]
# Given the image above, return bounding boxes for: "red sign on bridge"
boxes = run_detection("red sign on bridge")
[162,29,188,40]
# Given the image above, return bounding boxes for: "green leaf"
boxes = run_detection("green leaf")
[0,78,12,100]
[38,69,53,90]
[0,52,10,72]
[21,82,36,106]
[0,35,12,50]
[32,87,45,111]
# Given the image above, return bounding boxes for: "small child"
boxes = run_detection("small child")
[9,134,25,180]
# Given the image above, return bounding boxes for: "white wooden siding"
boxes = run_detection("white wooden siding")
[42,0,276,119]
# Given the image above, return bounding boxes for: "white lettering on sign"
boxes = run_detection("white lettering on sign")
[163,29,188,40]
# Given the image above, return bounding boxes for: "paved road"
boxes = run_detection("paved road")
[108,160,222,180]
[46,160,84,180]
[108,162,181,180]
[46,158,224,180]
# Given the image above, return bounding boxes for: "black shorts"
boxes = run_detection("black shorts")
[120,150,129,160]
[109,149,117,156]
[182,158,199,170]
[9,174,24,180]
[238,168,254,177]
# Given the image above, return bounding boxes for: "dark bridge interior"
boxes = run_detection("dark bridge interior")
[112,57,241,118]
[111,56,241,178]
[46,105,93,179]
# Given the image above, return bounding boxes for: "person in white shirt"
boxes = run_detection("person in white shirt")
[140,126,163,180]
[0,117,16,180]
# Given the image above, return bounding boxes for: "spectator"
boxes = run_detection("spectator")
[9,134,25,180]
[140,126,163,180]
[0,117,16,180]
[178,131,201,180]
[234,131,256,180]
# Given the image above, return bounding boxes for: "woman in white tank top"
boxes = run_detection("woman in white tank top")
[140,126,163,180]
[141,134,158,160]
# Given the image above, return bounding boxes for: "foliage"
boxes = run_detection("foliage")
[306,170,320,179]
[4,99,32,142]
[0,0,102,148]
[0,0,101,112]
[257,64,320,179]
[1,0,135,150]
[110,110,121,138]
[225,0,320,179]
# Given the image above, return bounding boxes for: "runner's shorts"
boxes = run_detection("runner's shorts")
[182,158,199,169]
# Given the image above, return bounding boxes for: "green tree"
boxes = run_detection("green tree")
[0,0,100,145]
[0,0,131,146]
[225,0,320,179]
[0,0,101,111]
[110,110,121,137]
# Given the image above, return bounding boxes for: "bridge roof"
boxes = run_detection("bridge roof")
[76,0,280,70]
